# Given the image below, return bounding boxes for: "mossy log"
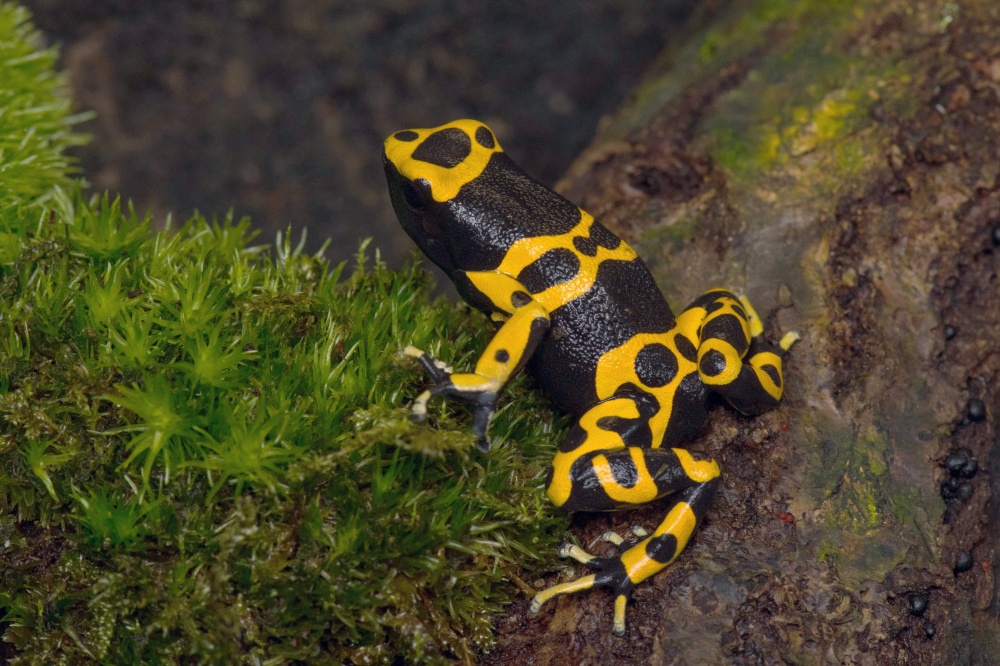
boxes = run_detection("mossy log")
[487,1,1000,663]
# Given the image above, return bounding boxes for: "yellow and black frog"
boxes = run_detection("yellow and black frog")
[382,119,798,635]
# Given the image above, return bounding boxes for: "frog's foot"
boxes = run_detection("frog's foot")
[736,295,800,356]
[531,475,719,635]
[403,345,454,388]
[403,345,498,452]
[529,526,653,636]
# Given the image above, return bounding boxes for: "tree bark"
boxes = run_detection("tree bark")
[487,0,1000,663]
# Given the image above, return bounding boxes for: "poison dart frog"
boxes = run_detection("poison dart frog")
[382,119,798,636]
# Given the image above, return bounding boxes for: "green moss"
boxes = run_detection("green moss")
[0,5,571,663]
[810,425,892,534]
[792,415,928,588]
[815,538,841,566]
[609,0,875,141]
[639,215,701,254]
[692,0,921,201]
[0,210,572,664]
[697,0,857,68]
[0,3,87,210]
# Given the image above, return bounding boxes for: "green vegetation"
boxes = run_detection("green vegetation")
[0,4,87,209]
[0,4,569,663]
[695,0,921,201]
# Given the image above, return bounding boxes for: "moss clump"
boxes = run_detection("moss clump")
[0,4,570,663]
[795,417,918,589]
[816,427,892,534]
[693,0,922,201]
[0,3,87,210]
[697,0,865,68]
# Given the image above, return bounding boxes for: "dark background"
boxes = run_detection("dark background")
[23,0,697,266]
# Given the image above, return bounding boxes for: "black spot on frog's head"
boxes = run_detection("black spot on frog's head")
[383,120,502,203]
[412,127,472,168]
[393,130,419,142]
[384,120,510,275]
[475,126,495,149]
[386,119,591,276]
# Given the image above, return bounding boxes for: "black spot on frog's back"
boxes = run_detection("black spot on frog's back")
[634,343,679,388]
[589,221,621,250]
[573,220,622,257]
[674,334,697,362]
[517,248,580,294]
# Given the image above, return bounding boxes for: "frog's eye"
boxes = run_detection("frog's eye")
[402,179,431,211]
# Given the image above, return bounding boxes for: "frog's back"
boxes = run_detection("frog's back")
[456,154,677,414]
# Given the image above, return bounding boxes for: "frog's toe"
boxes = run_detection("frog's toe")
[629,524,649,539]
[556,542,624,571]
[779,330,800,353]
[557,542,599,564]
[471,400,497,453]
[409,390,432,422]
[403,345,453,383]
[529,561,634,635]
[599,525,649,550]
[600,530,625,546]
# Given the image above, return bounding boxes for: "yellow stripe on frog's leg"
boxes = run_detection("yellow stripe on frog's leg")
[445,299,549,397]
[737,295,764,338]
[546,396,637,508]
[552,444,720,513]
[529,575,598,617]
[532,465,720,636]
[545,386,664,508]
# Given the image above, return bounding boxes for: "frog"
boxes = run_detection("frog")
[382,119,798,636]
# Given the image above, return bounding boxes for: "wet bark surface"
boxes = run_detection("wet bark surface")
[485,0,1000,663]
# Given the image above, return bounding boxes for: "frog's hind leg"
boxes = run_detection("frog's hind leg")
[535,391,721,635]
[533,464,718,635]
[681,289,797,416]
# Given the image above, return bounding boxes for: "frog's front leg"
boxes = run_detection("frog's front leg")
[533,392,720,635]
[405,272,549,452]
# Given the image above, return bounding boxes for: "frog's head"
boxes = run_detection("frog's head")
[383,119,504,274]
